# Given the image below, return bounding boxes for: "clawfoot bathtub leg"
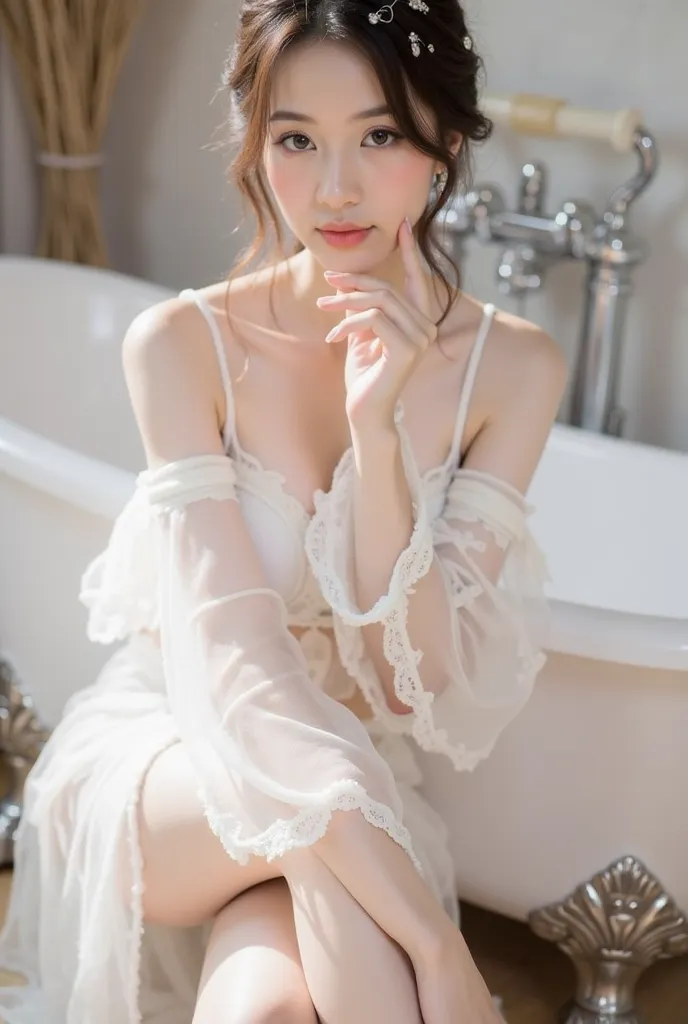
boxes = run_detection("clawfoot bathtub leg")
[0,657,50,867]
[528,855,688,1023]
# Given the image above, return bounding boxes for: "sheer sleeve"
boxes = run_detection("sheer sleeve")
[305,428,550,772]
[80,485,160,643]
[133,453,419,868]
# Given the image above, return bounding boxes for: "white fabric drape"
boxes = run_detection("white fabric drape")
[305,425,550,771]
[136,454,420,869]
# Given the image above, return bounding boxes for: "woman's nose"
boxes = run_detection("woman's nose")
[316,157,362,208]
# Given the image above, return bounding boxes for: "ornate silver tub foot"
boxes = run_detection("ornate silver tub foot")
[0,657,50,867]
[529,856,688,1024]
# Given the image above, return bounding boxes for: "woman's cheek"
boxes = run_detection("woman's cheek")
[265,156,310,219]
[377,156,433,218]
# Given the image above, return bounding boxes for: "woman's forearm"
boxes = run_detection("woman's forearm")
[351,426,452,707]
[313,807,457,962]
[351,425,414,604]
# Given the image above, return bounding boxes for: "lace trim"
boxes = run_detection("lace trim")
[332,614,416,735]
[200,777,424,876]
[124,797,145,1024]
[368,495,548,766]
[305,439,436,628]
[305,423,549,771]
[122,739,178,1024]
[232,453,340,621]
[81,420,455,646]
[381,591,546,770]
[233,447,313,534]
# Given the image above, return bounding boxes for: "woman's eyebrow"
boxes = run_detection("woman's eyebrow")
[269,104,392,123]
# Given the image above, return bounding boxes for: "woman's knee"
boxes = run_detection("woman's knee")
[194,879,317,1024]
[226,998,317,1024]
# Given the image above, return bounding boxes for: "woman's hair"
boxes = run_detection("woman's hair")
[221,0,492,328]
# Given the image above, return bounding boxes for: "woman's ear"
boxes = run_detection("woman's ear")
[433,133,463,177]
[447,132,463,159]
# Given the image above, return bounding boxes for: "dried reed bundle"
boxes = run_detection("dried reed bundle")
[0,0,145,266]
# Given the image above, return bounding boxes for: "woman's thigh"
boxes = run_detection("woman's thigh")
[193,878,318,1024]
[135,742,422,1022]
[136,741,281,927]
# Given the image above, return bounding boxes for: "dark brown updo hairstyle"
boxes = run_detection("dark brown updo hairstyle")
[222,0,492,328]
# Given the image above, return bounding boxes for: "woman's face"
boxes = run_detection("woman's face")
[264,39,438,271]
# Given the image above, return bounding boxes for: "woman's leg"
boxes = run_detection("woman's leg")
[136,740,424,1023]
[136,742,282,927]
[285,851,424,1024]
[193,878,317,1024]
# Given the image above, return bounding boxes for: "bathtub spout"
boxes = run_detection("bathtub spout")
[529,855,688,1023]
[0,657,50,867]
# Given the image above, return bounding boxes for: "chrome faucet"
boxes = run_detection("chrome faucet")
[437,126,659,436]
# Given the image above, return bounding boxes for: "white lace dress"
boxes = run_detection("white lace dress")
[0,296,550,1024]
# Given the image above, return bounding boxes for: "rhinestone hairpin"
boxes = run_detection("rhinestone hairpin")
[368,0,433,56]
[408,30,434,56]
[367,0,473,58]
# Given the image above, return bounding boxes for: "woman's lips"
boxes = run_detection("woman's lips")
[318,226,373,248]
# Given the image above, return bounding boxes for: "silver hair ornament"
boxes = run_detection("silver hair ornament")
[367,0,474,58]
[368,0,433,56]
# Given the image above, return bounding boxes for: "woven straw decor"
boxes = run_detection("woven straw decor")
[0,0,145,266]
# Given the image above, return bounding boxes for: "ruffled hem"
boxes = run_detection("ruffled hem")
[202,776,423,875]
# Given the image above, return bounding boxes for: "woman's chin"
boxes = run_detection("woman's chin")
[310,233,395,273]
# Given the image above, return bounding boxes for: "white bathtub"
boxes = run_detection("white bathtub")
[1,255,686,924]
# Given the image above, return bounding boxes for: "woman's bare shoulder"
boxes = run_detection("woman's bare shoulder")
[122,261,279,368]
[124,284,229,360]
[483,306,568,403]
[439,295,567,459]
[469,306,568,470]
[440,291,564,370]
[121,293,228,463]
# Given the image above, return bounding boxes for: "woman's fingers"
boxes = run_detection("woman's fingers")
[398,216,433,319]
[319,289,435,349]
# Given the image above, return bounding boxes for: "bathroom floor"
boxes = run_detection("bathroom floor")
[0,869,685,1021]
[461,900,688,1024]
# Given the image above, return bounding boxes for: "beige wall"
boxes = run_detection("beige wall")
[2,0,687,449]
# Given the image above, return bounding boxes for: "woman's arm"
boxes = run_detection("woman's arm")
[122,298,461,962]
[305,323,566,770]
[351,326,567,712]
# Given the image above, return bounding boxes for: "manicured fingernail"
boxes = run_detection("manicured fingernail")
[324,270,340,278]
[325,327,338,342]
[404,216,412,233]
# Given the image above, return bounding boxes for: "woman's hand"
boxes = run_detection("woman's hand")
[413,929,505,1024]
[316,217,438,433]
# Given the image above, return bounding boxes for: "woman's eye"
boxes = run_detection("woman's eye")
[365,128,402,147]
[276,128,402,152]
[278,133,313,152]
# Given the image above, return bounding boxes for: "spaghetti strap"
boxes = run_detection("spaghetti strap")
[179,287,236,448]
[447,302,497,468]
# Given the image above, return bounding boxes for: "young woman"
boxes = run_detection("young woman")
[0,0,567,1021]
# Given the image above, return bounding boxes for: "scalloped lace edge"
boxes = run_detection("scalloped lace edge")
[200,778,424,877]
